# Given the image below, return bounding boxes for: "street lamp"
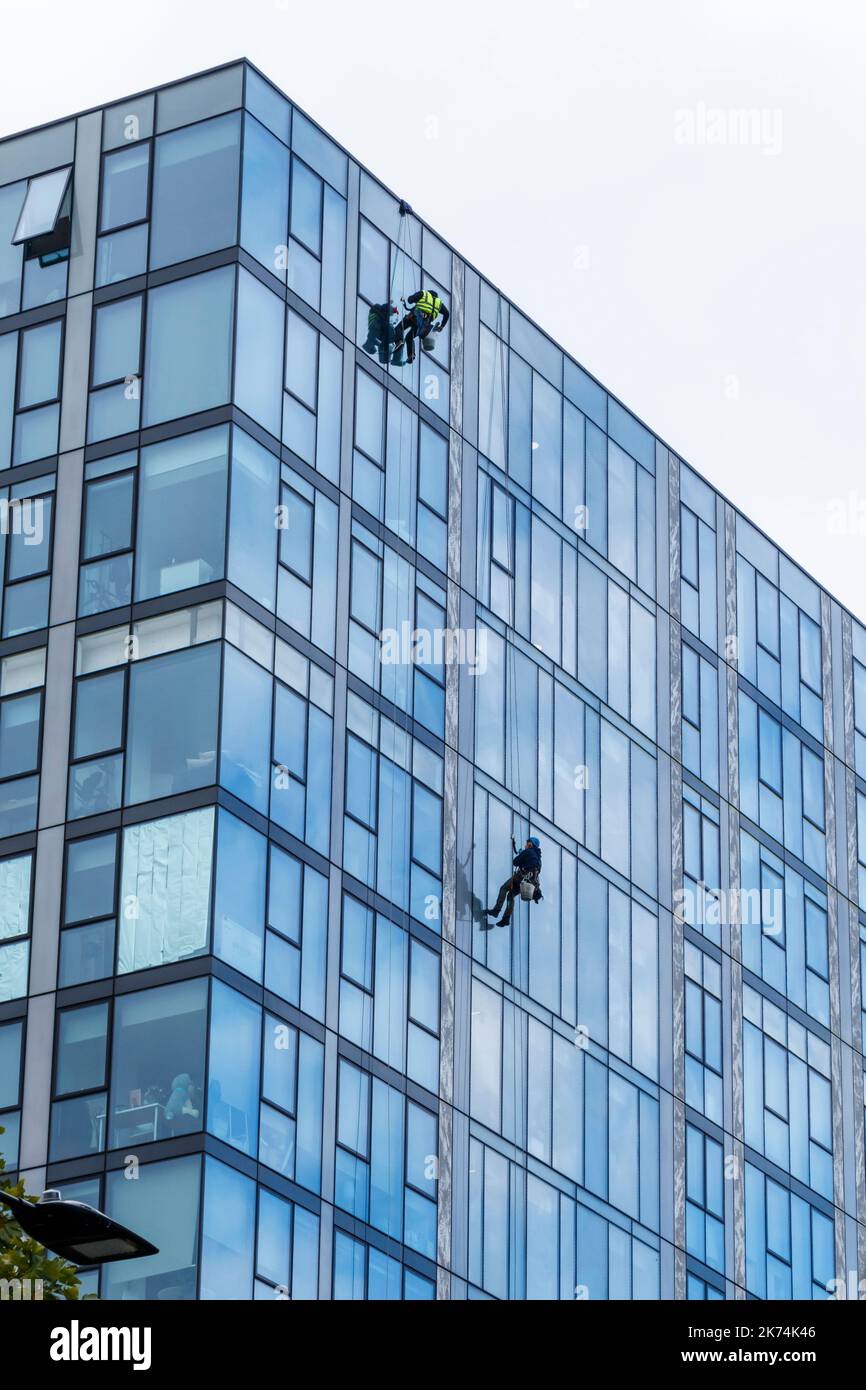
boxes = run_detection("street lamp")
[1,1189,159,1266]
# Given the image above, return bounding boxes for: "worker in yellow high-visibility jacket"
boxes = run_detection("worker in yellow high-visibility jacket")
[392,289,450,365]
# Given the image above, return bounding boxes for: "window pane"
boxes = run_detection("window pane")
[117,808,214,973]
[96,225,148,286]
[0,692,40,778]
[150,113,240,270]
[0,182,25,316]
[92,296,141,386]
[0,1018,22,1107]
[111,979,207,1147]
[83,472,134,559]
[125,643,220,805]
[208,979,260,1156]
[135,426,228,600]
[7,495,52,580]
[104,1154,201,1301]
[101,145,149,231]
[65,833,116,923]
[13,168,71,243]
[56,1001,109,1094]
[290,160,322,255]
[285,311,317,406]
[240,115,289,276]
[143,267,234,426]
[19,320,61,407]
[59,919,115,986]
[228,429,278,611]
[201,1156,255,1299]
[214,810,266,982]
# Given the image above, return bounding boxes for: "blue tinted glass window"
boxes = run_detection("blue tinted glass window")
[125,644,220,805]
[150,113,241,270]
[143,266,234,427]
[83,471,134,559]
[101,144,150,231]
[65,833,116,924]
[92,296,141,386]
[240,115,289,277]
[19,320,61,407]
[135,426,228,600]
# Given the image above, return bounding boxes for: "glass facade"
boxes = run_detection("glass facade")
[1,60,865,1303]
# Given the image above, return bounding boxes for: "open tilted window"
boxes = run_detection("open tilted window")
[12,166,72,264]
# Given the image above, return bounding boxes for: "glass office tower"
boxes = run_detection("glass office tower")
[1,60,864,1302]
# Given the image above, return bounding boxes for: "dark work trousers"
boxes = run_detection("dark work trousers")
[400,309,433,363]
[489,873,523,925]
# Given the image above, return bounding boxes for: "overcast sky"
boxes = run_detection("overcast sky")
[3,0,864,618]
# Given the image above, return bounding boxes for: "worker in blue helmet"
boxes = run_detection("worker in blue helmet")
[483,835,543,930]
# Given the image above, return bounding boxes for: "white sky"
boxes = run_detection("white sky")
[3,0,865,618]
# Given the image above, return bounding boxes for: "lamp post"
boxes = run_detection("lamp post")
[1,1189,158,1266]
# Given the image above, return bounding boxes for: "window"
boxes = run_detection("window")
[335,1058,437,1255]
[50,1001,109,1161]
[576,864,659,1081]
[213,810,267,981]
[342,693,444,924]
[97,143,150,287]
[741,831,829,1026]
[1,476,54,637]
[59,833,117,987]
[0,849,32,1002]
[88,294,142,442]
[743,984,833,1200]
[853,639,866,778]
[149,113,240,271]
[11,319,62,466]
[116,807,214,974]
[737,556,824,738]
[240,113,289,278]
[684,942,723,1124]
[0,1017,23,1169]
[682,642,719,790]
[208,979,260,1156]
[13,168,71,244]
[686,1124,724,1274]
[104,1155,201,1301]
[78,451,136,615]
[270,644,333,857]
[265,842,328,1023]
[135,425,229,600]
[276,467,338,656]
[0,644,44,835]
[110,978,207,1148]
[739,691,826,873]
[682,786,721,946]
[680,494,717,647]
[282,309,342,482]
[100,144,150,231]
[143,266,234,426]
[259,1015,324,1194]
[332,1231,435,1301]
[339,895,441,1090]
[200,1157,256,1300]
[744,1164,834,1299]
[125,642,220,804]
[285,153,346,325]
[254,1186,320,1301]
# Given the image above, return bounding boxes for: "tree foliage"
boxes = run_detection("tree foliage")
[0,1125,91,1300]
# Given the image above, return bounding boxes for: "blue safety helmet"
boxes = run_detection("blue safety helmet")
[528,836,541,849]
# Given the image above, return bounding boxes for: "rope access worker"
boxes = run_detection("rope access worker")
[483,835,543,930]
[363,301,403,365]
[392,289,449,365]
